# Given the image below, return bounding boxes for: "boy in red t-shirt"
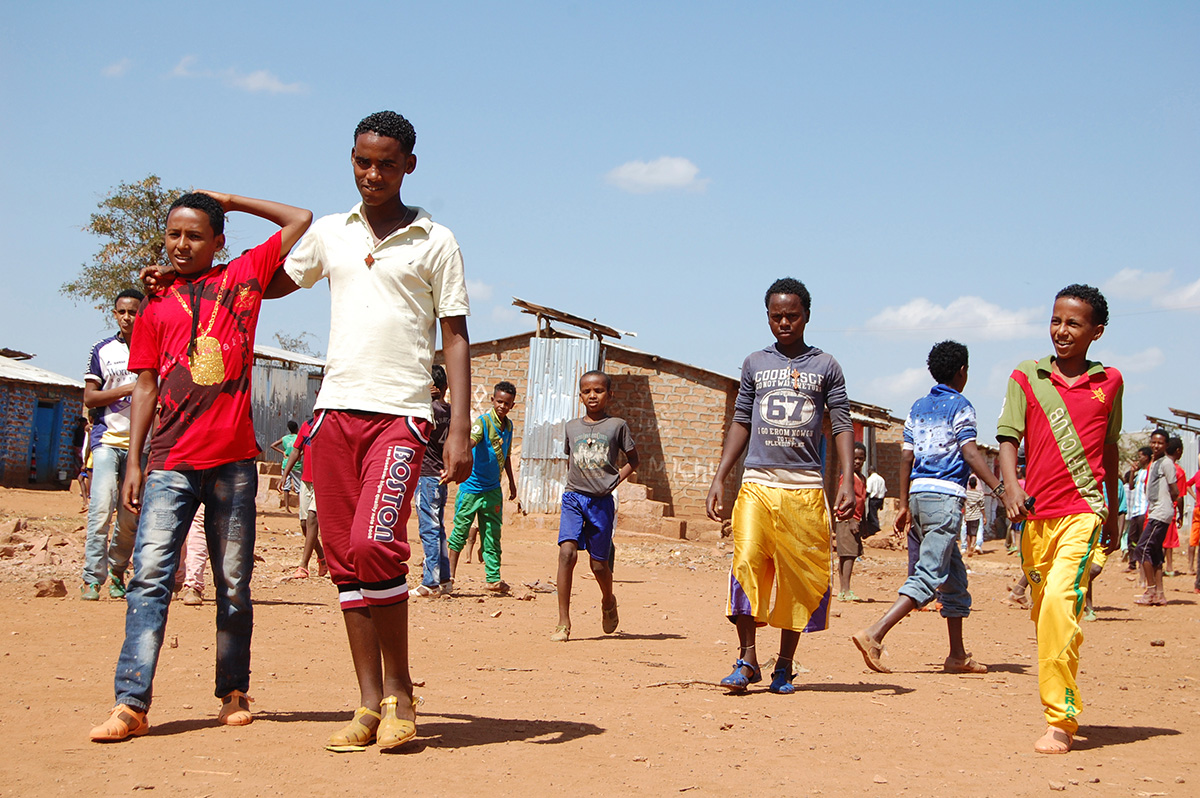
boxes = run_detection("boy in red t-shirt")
[89,191,311,742]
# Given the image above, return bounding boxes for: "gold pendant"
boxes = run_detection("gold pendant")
[189,336,225,386]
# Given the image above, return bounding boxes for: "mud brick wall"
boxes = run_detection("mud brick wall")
[601,349,740,518]
[0,381,84,486]
[873,421,905,498]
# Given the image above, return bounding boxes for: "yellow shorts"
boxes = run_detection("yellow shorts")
[1090,547,1108,570]
[725,482,832,632]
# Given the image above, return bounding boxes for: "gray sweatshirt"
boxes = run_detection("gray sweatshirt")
[732,344,852,473]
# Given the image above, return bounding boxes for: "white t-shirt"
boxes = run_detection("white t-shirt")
[284,205,470,419]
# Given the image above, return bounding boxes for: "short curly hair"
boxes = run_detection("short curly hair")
[764,277,811,316]
[354,111,416,154]
[168,192,225,235]
[927,340,969,384]
[1056,284,1109,327]
[494,380,517,398]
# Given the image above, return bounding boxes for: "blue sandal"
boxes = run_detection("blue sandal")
[720,659,762,691]
[769,659,797,694]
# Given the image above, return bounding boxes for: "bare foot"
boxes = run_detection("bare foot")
[851,630,890,673]
[1033,726,1073,754]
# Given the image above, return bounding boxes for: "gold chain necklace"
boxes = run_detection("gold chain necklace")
[170,268,232,386]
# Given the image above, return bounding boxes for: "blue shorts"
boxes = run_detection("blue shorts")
[558,490,615,561]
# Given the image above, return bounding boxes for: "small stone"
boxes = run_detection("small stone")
[490,610,502,618]
[34,579,67,598]
[873,776,888,784]
[1150,639,1165,647]
[168,636,178,649]
[1087,778,1100,784]
[1048,781,1066,791]
[1176,777,1186,784]
[1068,780,1078,786]
[719,723,733,731]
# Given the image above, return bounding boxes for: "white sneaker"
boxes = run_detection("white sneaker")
[413,584,437,597]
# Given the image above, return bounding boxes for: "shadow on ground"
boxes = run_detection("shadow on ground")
[1074,724,1181,750]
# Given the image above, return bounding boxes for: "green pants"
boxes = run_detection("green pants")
[449,488,504,583]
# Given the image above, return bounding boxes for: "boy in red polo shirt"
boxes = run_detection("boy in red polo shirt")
[996,284,1122,755]
[89,191,311,742]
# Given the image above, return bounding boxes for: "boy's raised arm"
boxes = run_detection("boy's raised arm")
[195,191,312,256]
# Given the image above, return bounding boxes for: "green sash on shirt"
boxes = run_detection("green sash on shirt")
[1019,362,1108,520]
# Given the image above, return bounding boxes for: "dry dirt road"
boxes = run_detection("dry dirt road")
[0,486,1196,797]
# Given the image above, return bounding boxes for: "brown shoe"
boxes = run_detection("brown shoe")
[181,587,203,606]
[218,691,253,726]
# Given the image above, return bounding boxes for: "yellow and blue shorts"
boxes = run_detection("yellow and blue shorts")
[725,482,832,633]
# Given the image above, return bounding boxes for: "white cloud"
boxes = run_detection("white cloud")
[102,58,132,78]
[490,305,523,325]
[1091,346,1165,374]
[865,367,930,405]
[605,156,709,194]
[467,279,494,302]
[1102,268,1173,302]
[171,55,200,77]
[863,296,1043,341]
[169,56,305,94]
[1158,276,1200,310]
[227,68,304,94]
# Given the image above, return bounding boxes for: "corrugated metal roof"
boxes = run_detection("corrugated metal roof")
[0,356,85,388]
[253,344,325,368]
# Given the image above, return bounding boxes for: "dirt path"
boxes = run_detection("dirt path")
[0,486,1196,797]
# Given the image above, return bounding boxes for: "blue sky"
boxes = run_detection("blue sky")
[2,3,1197,443]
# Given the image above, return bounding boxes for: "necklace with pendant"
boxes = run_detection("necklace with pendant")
[365,206,416,267]
[170,268,232,386]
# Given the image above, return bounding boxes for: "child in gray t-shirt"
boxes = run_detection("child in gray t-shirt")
[551,370,639,642]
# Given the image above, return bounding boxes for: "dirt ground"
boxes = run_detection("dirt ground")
[0,485,1196,798]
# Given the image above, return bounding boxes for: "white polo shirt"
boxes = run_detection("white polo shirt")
[284,205,470,419]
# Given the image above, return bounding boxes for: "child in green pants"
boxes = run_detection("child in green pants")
[447,381,518,593]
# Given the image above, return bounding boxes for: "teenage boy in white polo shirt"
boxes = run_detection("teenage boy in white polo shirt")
[269,111,472,752]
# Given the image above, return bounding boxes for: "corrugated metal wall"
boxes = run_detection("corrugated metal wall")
[517,337,600,513]
[252,364,322,460]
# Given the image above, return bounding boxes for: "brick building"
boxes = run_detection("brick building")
[0,355,85,487]
[437,306,905,528]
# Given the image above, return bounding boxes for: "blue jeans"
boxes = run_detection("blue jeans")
[898,492,971,618]
[415,476,450,588]
[113,460,257,710]
[82,445,138,585]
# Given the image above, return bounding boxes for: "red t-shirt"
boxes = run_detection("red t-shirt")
[837,472,867,521]
[129,233,282,471]
[996,358,1123,520]
[296,418,315,482]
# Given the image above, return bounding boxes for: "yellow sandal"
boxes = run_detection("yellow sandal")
[218,690,254,726]
[377,695,419,751]
[326,706,382,752]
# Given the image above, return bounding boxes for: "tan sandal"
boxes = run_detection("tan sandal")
[218,690,254,726]
[89,704,149,742]
[1034,726,1073,754]
[377,695,418,750]
[851,630,891,673]
[601,598,619,634]
[326,706,382,752]
[550,624,570,642]
[943,653,988,674]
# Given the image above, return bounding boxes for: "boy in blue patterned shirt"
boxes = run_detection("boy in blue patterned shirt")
[852,340,1001,674]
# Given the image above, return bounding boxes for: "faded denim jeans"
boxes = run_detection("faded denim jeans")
[82,444,139,586]
[113,460,257,711]
[416,476,450,588]
[898,492,972,618]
